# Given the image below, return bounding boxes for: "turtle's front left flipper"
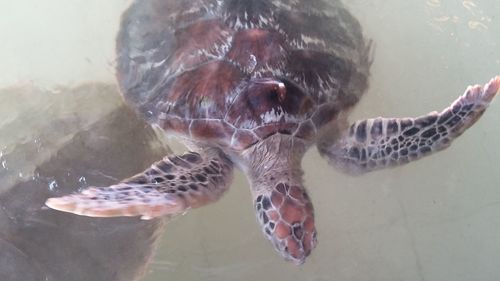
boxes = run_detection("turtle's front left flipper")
[319,76,500,175]
[45,148,233,219]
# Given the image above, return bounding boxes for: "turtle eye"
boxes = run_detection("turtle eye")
[271,82,286,102]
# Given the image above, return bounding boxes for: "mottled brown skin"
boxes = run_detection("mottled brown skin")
[255,178,316,261]
[45,0,499,265]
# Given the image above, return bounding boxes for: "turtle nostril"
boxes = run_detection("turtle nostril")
[292,223,304,240]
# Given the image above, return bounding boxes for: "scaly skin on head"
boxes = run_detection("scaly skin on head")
[239,134,317,264]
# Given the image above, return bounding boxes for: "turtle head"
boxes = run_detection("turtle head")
[240,134,317,264]
[253,176,317,265]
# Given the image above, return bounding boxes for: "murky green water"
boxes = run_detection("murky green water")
[1,1,499,281]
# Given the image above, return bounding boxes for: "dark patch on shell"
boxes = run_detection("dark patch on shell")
[172,19,233,70]
[164,61,244,120]
[227,29,287,73]
[223,0,276,29]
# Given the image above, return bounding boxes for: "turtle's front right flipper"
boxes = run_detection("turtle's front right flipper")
[319,76,500,174]
[45,148,233,219]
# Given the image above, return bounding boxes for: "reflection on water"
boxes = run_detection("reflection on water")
[0,84,168,281]
[1,1,499,281]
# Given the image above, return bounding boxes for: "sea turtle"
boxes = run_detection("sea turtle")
[45,0,500,264]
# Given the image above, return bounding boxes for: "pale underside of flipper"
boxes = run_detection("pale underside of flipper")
[45,148,233,219]
[319,76,500,174]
